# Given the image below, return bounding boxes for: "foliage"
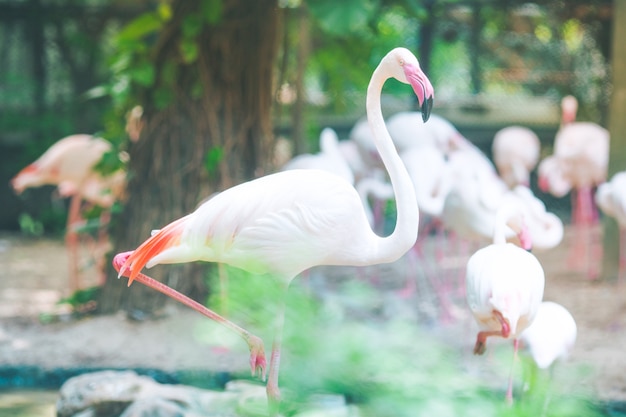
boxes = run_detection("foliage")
[203,266,604,416]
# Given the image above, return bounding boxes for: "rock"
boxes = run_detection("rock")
[120,397,185,417]
[56,370,269,417]
[57,370,154,417]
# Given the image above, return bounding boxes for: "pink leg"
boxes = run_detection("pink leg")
[266,294,287,417]
[506,339,519,405]
[617,227,626,286]
[66,195,83,292]
[112,252,267,379]
[406,241,454,322]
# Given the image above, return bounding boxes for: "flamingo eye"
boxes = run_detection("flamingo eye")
[399,59,405,66]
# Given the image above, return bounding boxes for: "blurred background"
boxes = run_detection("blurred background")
[0,1,624,416]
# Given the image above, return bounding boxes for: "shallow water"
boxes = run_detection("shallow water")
[0,390,57,417]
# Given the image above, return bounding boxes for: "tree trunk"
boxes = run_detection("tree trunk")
[99,0,281,314]
[601,0,626,281]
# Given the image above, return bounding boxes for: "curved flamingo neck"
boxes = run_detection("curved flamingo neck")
[365,63,419,262]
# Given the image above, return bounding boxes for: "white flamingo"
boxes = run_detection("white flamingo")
[538,95,608,278]
[595,171,626,280]
[466,202,545,403]
[520,301,577,370]
[492,126,541,188]
[281,127,354,185]
[112,47,434,417]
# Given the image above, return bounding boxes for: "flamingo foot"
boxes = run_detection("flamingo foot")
[473,337,487,355]
[247,334,267,380]
[113,251,268,382]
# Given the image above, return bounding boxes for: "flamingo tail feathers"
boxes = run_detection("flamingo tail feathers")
[119,216,188,285]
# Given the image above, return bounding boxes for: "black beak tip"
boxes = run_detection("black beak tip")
[421,97,434,122]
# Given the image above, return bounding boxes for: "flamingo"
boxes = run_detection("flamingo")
[11,134,126,291]
[280,127,354,185]
[538,95,608,278]
[519,301,577,370]
[465,202,545,403]
[349,112,465,169]
[595,171,626,280]
[112,47,434,416]
[492,126,541,188]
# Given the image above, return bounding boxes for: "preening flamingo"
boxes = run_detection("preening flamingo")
[465,202,545,403]
[281,127,354,185]
[492,126,541,188]
[113,47,434,416]
[519,301,577,370]
[11,134,126,291]
[595,171,626,280]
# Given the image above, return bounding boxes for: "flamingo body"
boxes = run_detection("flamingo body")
[492,126,540,188]
[116,47,434,417]
[596,171,626,227]
[520,301,577,369]
[281,128,354,185]
[11,134,124,207]
[466,244,545,339]
[466,202,545,352]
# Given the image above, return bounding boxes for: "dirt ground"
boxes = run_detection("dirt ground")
[0,226,624,401]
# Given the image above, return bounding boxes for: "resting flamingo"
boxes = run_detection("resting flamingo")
[520,301,577,370]
[492,126,541,188]
[112,47,434,417]
[11,134,126,291]
[465,202,545,403]
[538,95,608,278]
[280,127,354,185]
[595,171,626,280]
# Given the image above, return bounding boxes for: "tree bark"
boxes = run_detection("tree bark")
[99,0,281,314]
[601,0,626,282]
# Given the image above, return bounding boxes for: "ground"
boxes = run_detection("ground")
[0,225,625,403]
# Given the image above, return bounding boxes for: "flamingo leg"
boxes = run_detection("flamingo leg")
[95,210,112,286]
[617,227,626,285]
[112,251,267,379]
[66,195,83,292]
[266,293,287,417]
[505,338,519,405]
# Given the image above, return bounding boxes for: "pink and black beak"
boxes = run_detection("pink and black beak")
[403,63,434,122]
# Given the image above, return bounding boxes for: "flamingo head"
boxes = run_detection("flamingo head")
[385,48,434,122]
[10,164,40,194]
[561,95,578,125]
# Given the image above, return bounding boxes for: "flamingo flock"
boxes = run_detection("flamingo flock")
[18,48,625,415]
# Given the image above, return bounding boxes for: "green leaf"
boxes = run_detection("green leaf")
[129,61,155,87]
[117,12,163,42]
[157,2,172,21]
[205,146,224,176]
[308,0,379,36]
[180,39,199,64]
[153,88,173,110]
[202,0,223,25]
[182,14,204,38]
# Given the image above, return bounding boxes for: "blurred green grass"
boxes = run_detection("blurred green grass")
[202,265,607,417]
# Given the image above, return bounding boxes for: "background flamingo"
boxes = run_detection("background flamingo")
[520,301,577,370]
[280,127,354,185]
[492,126,541,188]
[11,134,126,291]
[465,202,545,403]
[538,95,609,278]
[113,47,434,416]
[595,171,626,281]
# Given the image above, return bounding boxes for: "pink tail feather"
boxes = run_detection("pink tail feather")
[120,216,188,285]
